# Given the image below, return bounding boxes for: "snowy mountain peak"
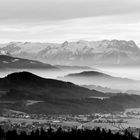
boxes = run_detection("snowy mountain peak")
[0,50,11,56]
[62,41,69,47]
[0,39,140,66]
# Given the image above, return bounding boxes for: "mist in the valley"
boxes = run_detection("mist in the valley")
[0,68,90,78]
[1,67,140,93]
[98,67,140,81]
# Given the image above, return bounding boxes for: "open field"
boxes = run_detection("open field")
[1,108,140,130]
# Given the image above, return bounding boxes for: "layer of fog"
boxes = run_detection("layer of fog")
[0,68,90,79]
[0,67,140,93]
[98,67,140,81]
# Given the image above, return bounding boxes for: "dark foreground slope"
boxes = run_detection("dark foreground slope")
[0,72,140,114]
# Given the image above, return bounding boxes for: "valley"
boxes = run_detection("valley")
[0,40,140,136]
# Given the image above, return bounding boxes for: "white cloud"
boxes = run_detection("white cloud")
[0,0,140,22]
[0,15,140,44]
[0,0,139,44]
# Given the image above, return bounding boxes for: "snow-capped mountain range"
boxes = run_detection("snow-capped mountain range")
[0,40,140,66]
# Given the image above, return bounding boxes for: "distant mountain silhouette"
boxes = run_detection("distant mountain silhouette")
[58,71,140,90]
[67,71,108,77]
[0,55,59,70]
[82,85,121,93]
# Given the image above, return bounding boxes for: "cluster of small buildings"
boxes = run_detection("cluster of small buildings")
[2,111,99,123]
[0,120,78,134]
[1,109,140,136]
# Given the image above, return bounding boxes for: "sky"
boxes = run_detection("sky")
[0,0,140,44]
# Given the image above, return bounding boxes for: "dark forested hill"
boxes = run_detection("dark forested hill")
[0,72,140,114]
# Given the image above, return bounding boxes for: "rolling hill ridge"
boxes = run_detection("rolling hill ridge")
[0,72,140,114]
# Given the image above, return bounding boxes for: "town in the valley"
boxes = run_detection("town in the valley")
[0,108,140,137]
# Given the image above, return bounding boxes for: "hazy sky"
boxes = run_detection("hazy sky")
[0,0,140,44]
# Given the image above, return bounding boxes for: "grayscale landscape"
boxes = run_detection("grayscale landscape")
[0,0,140,139]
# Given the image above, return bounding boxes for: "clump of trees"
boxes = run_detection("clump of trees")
[0,127,139,140]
